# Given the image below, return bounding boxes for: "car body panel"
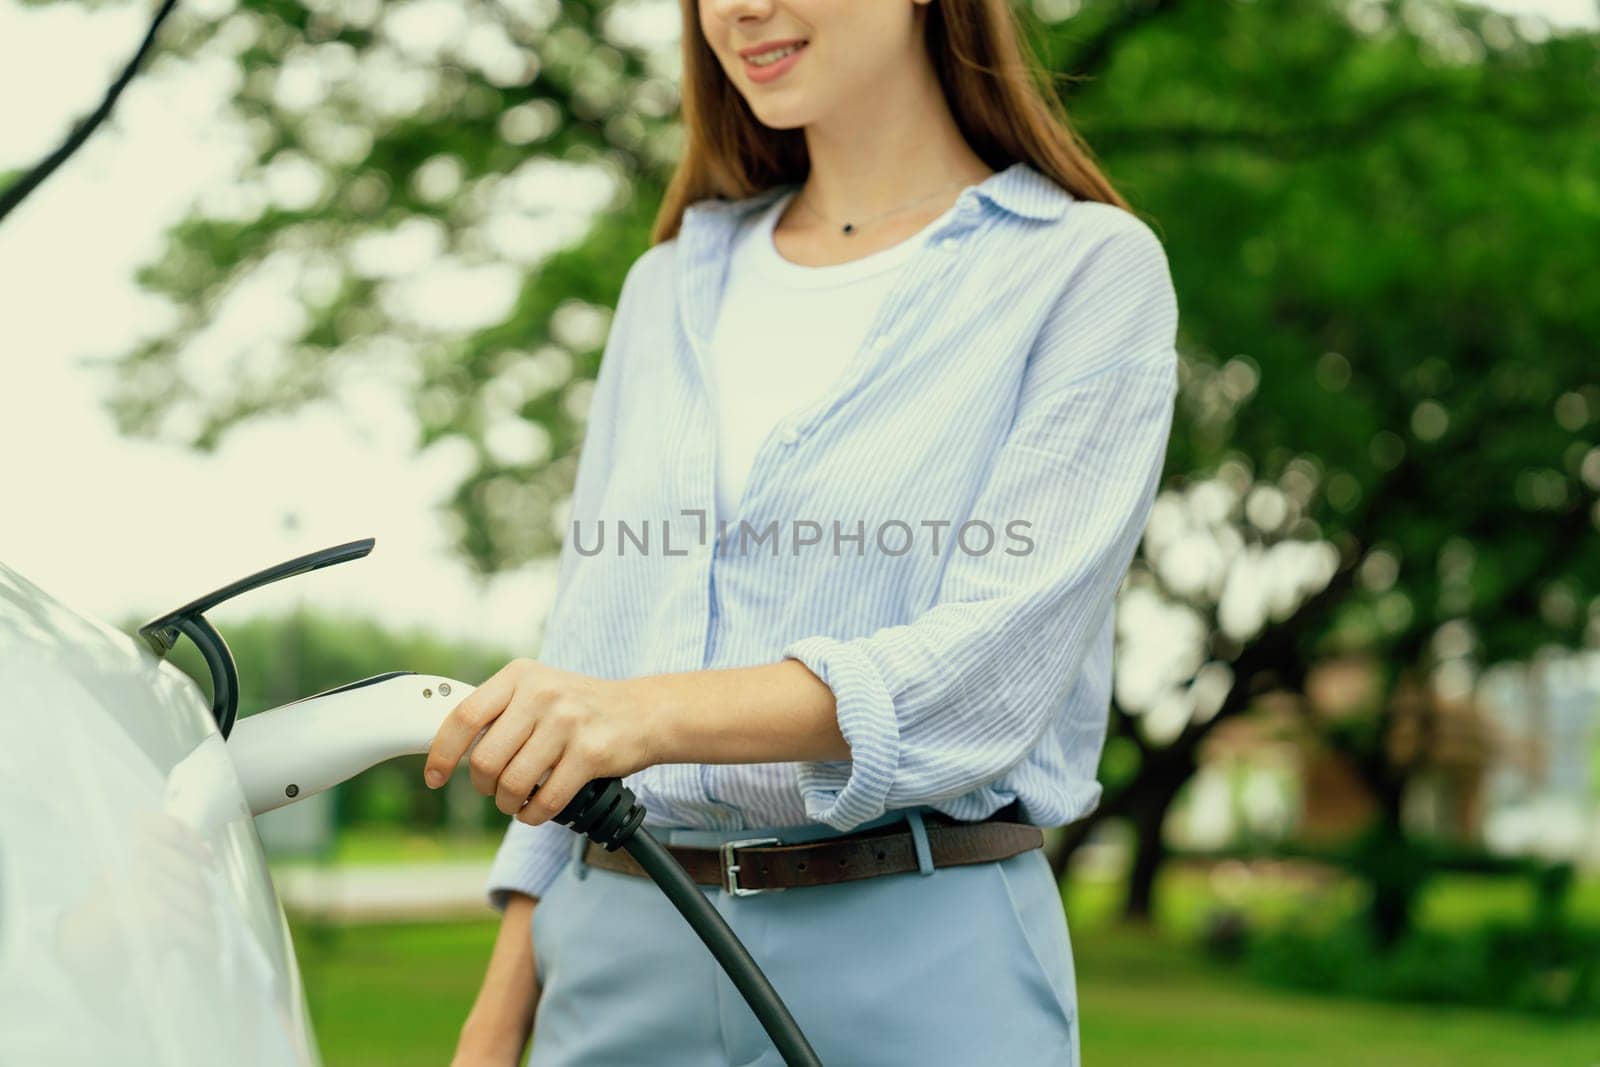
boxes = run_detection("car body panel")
[0,562,319,1066]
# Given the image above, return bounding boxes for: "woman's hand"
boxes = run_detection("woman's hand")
[423,658,659,824]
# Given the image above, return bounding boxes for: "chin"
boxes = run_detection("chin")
[746,100,818,132]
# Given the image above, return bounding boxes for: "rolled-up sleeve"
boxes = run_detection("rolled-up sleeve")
[482,251,653,911]
[782,224,1180,831]
[485,818,573,911]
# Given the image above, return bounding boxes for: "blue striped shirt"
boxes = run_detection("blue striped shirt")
[485,160,1180,908]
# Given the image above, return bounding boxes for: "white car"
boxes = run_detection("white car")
[0,555,322,1066]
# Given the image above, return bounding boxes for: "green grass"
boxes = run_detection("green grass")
[270,828,503,871]
[290,918,498,1067]
[286,870,1600,1067]
[1073,926,1598,1066]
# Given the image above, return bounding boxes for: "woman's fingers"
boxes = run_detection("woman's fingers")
[427,658,643,813]
[500,724,567,818]
[425,662,523,787]
[468,686,542,797]
[515,744,595,827]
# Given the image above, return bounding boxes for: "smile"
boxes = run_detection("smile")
[740,40,808,83]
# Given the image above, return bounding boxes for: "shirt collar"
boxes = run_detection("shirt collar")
[972,160,1073,221]
[692,159,1072,226]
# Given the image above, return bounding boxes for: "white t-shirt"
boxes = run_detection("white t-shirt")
[706,188,958,522]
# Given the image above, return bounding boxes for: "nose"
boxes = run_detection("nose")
[704,0,777,25]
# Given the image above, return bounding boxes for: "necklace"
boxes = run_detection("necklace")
[791,177,976,236]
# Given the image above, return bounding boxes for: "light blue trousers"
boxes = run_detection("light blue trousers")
[526,807,1079,1066]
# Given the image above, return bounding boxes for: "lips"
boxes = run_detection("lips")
[739,39,808,84]
[737,37,809,60]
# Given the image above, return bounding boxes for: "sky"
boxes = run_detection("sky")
[0,0,1594,651]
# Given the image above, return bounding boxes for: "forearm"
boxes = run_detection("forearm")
[457,892,540,1058]
[630,659,852,767]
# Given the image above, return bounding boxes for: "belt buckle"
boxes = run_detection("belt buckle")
[719,836,783,896]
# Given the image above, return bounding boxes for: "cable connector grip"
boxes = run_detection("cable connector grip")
[551,776,646,851]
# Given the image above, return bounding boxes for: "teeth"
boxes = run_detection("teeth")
[749,43,803,67]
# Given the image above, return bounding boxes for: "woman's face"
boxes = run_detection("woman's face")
[698,0,930,130]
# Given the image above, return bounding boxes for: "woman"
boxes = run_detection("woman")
[434,0,1179,1063]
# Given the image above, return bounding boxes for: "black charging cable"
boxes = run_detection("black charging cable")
[551,777,824,1067]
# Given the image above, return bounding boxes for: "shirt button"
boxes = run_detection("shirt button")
[872,334,891,352]
[940,236,960,251]
[779,426,800,445]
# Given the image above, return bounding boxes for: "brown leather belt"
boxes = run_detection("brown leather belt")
[580,803,1043,895]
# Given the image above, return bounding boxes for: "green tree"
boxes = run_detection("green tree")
[1038,0,1599,942]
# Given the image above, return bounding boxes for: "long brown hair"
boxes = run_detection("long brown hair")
[650,0,1132,246]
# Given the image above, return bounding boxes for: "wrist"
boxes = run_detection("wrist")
[618,673,683,766]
